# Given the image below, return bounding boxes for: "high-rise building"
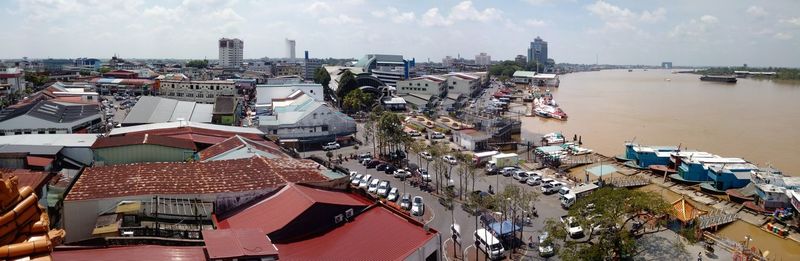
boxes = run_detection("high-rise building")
[218,38,243,68]
[515,55,527,65]
[527,36,548,70]
[475,53,491,66]
[286,39,296,60]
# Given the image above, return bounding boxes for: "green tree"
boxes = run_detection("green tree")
[24,73,50,89]
[377,112,404,157]
[499,184,539,254]
[336,70,358,100]
[99,67,112,74]
[314,67,333,101]
[342,88,373,113]
[544,187,671,260]
[325,151,334,164]
[186,59,209,69]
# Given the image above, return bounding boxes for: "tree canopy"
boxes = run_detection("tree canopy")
[342,88,372,113]
[544,187,671,261]
[186,59,209,69]
[336,70,358,99]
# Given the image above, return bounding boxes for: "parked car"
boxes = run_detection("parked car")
[322,142,340,150]
[360,157,373,165]
[561,216,584,238]
[431,132,445,139]
[485,167,501,176]
[501,167,518,177]
[358,152,372,160]
[512,171,529,182]
[350,174,363,185]
[376,163,389,171]
[384,165,397,174]
[443,155,458,165]
[377,181,391,197]
[393,169,410,179]
[400,193,412,210]
[419,151,433,161]
[387,187,399,201]
[538,232,555,257]
[411,196,425,216]
[408,130,421,137]
[526,176,542,186]
[367,179,381,194]
[417,168,431,182]
[366,160,382,168]
[358,175,372,189]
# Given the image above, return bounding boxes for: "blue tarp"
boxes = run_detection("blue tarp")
[489,220,521,237]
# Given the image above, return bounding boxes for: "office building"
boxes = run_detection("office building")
[475,53,491,66]
[515,55,527,65]
[219,38,244,68]
[158,79,237,103]
[258,91,356,143]
[527,36,548,70]
[286,39,296,60]
[354,54,409,87]
[0,68,25,96]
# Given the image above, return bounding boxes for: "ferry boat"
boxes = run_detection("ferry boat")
[700,75,737,83]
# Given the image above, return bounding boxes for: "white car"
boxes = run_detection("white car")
[442,155,458,165]
[418,168,431,182]
[526,176,542,186]
[512,170,529,182]
[411,196,425,216]
[358,174,372,189]
[367,179,381,194]
[561,216,584,238]
[322,142,340,150]
[408,130,421,137]
[538,232,555,257]
[393,169,410,179]
[387,187,399,201]
[501,167,518,176]
[420,151,433,161]
[400,193,412,210]
[430,132,445,139]
[350,174,363,185]
[377,181,391,197]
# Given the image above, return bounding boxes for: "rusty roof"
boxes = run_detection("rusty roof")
[276,204,437,260]
[52,245,207,260]
[198,135,285,161]
[91,134,197,151]
[202,229,279,259]
[65,157,327,201]
[0,168,51,191]
[217,183,371,234]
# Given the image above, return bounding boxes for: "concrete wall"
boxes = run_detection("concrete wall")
[406,232,441,261]
[93,144,194,165]
[396,79,444,97]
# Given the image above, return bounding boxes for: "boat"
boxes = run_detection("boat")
[542,132,565,145]
[700,75,737,83]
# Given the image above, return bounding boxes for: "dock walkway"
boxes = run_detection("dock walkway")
[697,210,738,230]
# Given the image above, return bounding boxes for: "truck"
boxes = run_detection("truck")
[560,215,584,238]
[560,183,600,208]
[472,151,500,167]
[485,153,519,171]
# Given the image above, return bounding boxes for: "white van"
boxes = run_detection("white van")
[558,186,571,196]
[475,229,505,260]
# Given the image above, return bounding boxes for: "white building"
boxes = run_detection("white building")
[0,68,25,96]
[475,53,491,66]
[219,38,244,68]
[442,56,455,67]
[258,91,356,142]
[445,72,482,97]
[255,83,324,105]
[158,80,237,103]
[286,39,296,60]
[396,75,447,97]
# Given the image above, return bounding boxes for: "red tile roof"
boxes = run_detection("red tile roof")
[198,135,285,161]
[202,229,279,259]
[217,184,371,234]
[91,134,197,150]
[0,169,50,190]
[52,245,207,260]
[275,204,437,260]
[65,157,327,201]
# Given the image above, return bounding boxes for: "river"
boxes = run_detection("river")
[520,69,800,176]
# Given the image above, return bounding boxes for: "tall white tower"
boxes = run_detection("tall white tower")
[286,38,296,60]
[218,38,243,68]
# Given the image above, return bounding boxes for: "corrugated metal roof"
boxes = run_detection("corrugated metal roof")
[123,97,214,125]
[110,121,263,136]
[91,134,197,150]
[65,157,327,201]
[275,204,437,260]
[198,135,286,161]
[202,229,279,259]
[0,144,63,155]
[52,245,207,260]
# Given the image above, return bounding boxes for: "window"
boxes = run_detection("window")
[14,132,22,135]
[417,83,420,86]
[453,81,457,85]
[37,131,45,134]
[273,130,277,134]
[24,131,31,134]
[425,83,429,87]
[49,131,56,134]
[322,125,329,131]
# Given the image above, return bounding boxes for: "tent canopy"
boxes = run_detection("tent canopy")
[489,220,521,237]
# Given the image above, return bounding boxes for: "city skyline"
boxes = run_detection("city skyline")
[1,0,800,67]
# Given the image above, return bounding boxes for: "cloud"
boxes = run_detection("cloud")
[746,6,767,18]
[525,19,546,27]
[781,17,800,27]
[143,6,183,23]
[372,7,415,24]
[774,32,793,40]
[304,1,332,17]
[318,14,362,25]
[585,1,665,33]
[420,1,501,27]
[669,15,719,38]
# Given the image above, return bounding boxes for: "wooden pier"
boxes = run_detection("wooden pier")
[610,176,650,188]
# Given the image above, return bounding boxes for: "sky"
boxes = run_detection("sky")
[2,0,800,67]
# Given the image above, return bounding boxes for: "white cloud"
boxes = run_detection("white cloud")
[372,7,415,24]
[420,1,501,27]
[318,14,362,25]
[781,17,800,27]
[700,15,718,24]
[746,6,767,18]
[585,1,665,33]
[774,32,793,40]
[304,1,332,17]
[143,6,183,23]
[525,19,546,27]
[669,15,719,38]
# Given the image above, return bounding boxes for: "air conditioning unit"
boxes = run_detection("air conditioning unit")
[334,214,344,223]
[345,208,354,218]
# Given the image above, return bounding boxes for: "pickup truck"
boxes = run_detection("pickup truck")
[560,216,584,238]
[322,142,340,150]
